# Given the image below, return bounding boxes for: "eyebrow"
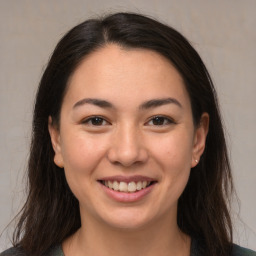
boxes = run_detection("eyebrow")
[73,97,182,110]
[139,98,182,110]
[73,98,114,109]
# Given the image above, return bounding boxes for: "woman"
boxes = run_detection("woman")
[1,12,255,256]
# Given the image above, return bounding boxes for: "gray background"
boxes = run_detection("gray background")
[0,0,255,251]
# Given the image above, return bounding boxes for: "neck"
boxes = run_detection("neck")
[63,211,191,256]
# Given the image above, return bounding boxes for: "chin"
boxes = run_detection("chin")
[97,208,159,231]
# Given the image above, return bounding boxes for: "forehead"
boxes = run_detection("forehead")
[64,44,190,108]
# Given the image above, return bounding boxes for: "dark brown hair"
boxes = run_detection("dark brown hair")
[12,12,233,256]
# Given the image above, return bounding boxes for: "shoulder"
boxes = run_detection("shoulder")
[47,245,64,256]
[191,237,256,256]
[232,244,256,256]
[0,247,26,256]
[0,244,63,256]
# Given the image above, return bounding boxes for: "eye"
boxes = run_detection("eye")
[146,116,174,126]
[82,116,110,126]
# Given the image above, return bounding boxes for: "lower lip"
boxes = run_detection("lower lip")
[99,182,156,203]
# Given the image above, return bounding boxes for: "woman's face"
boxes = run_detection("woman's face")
[49,44,208,230]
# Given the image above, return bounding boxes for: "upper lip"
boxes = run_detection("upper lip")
[98,175,157,183]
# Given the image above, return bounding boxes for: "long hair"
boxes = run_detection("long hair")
[13,12,233,256]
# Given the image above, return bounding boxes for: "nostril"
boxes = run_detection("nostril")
[107,147,149,167]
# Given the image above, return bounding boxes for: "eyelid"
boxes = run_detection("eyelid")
[80,115,175,127]
[145,115,175,126]
[81,116,111,126]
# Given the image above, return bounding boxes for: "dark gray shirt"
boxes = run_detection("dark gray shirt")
[1,239,256,256]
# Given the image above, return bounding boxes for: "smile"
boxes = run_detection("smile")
[98,176,157,202]
[100,180,153,193]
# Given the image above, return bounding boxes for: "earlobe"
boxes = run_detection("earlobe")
[48,116,64,168]
[191,113,209,167]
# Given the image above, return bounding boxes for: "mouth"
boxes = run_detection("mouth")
[99,180,157,193]
[98,176,157,202]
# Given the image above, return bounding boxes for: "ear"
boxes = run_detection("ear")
[48,116,64,168]
[191,113,209,167]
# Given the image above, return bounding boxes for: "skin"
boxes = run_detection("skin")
[49,44,209,256]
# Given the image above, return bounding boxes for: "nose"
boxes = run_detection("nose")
[107,124,149,167]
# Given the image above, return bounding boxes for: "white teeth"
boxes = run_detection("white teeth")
[113,181,119,191]
[119,182,128,192]
[142,181,147,189]
[103,180,153,193]
[108,181,113,189]
[128,182,137,192]
[136,181,142,190]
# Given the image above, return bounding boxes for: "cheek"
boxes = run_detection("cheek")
[60,134,110,208]
[148,130,194,169]
[60,133,108,188]
[147,131,193,198]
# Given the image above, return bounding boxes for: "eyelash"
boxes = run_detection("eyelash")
[82,115,174,127]
[145,115,175,126]
[82,116,110,126]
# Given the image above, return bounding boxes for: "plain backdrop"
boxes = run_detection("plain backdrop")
[0,0,255,252]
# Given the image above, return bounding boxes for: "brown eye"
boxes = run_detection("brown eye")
[83,116,109,126]
[91,117,104,125]
[146,116,174,126]
[152,117,165,125]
